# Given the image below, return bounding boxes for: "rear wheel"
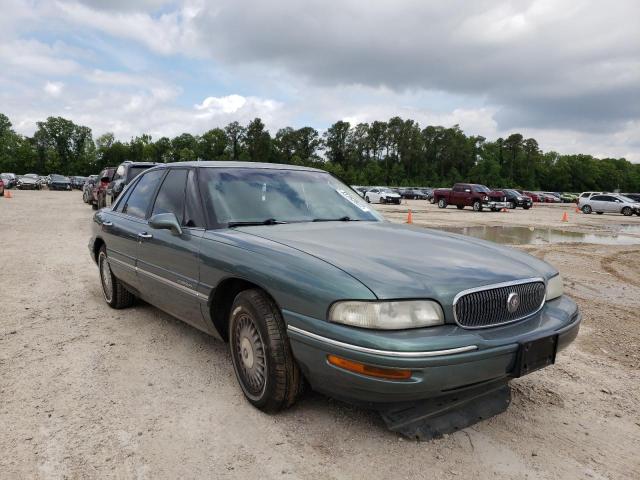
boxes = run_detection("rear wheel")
[622,207,633,216]
[523,205,531,210]
[437,198,447,208]
[473,201,483,212]
[582,205,592,214]
[229,289,303,412]
[98,246,135,309]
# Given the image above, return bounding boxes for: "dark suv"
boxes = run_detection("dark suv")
[105,162,156,207]
[500,189,533,210]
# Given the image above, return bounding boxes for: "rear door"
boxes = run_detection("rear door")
[589,195,606,212]
[135,168,207,330]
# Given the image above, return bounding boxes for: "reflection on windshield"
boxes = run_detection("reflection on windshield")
[199,168,384,225]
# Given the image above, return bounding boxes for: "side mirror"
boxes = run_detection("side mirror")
[464,189,471,193]
[149,213,183,235]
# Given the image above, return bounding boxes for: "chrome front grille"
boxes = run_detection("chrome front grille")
[454,279,546,329]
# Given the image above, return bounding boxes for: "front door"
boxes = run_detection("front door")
[135,168,207,330]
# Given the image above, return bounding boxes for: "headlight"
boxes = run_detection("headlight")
[517,196,523,200]
[329,300,444,329]
[546,275,564,301]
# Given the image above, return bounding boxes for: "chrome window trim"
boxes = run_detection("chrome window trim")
[452,277,546,330]
[287,325,477,358]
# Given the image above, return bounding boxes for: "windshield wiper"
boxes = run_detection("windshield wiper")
[227,218,287,228]
[312,216,360,222]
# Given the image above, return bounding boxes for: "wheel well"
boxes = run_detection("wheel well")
[92,237,105,263]
[210,278,272,342]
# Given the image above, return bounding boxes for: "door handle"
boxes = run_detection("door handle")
[137,232,153,239]
[103,221,113,227]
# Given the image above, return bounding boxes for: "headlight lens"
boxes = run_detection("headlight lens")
[546,275,564,301]
[329,300,444,329]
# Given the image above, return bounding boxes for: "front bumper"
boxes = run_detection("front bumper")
[286,295,580,406]
[485,200,509,209]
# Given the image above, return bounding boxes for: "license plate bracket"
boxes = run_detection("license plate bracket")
[513,335,558,377]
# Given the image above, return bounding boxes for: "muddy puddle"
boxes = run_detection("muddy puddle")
[436,225,640,245]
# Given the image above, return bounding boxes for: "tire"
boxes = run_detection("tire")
[365,196,370,203]
[229,289,303,412]
[473,201,483,212]
[596,212,603,215]
[582,205,592,214]
[509,201,516,209]
[622,207,633,216]
[380,197,386,204]
[91,201,98,210]
[456,205,464,210]
[437,198,447,208]
[523,205,531,210]
[98,246,135,309]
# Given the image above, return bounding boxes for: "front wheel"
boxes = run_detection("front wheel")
[582,205,592,214]
[509,201,516,209]
[98,246,135,309]
[523,205,531,210]
[229,289,303,412]
[473,201,483,212]
[437,199,447,208]
[365,196,370,203]
[622,207,633,216]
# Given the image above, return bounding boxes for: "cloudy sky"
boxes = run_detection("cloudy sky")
[1,0,639,160]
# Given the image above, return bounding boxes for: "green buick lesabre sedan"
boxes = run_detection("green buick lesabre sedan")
[90,162,580,416]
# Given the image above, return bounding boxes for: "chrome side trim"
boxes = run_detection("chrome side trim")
[137,267,208,300]
[287,325,477,358]
[452,277,546,330]
[108,256,207,301]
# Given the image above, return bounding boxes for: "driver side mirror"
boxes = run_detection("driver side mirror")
[149,213,183,235]
[464,189,471,193]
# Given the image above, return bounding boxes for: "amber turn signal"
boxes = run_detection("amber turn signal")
[327,355,412,380]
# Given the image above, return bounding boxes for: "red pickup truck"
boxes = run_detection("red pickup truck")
[433,183,509,212]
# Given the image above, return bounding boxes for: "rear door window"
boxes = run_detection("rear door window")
[123,170,165,219]
[151,169,188,224]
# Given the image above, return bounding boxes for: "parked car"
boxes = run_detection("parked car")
[70,176,87,190]
[0,177,4,196]
[560,193,578,203]
[623,193,640,203]
[90,162,580,420]
[541,192,562,203]
[579,193,640,216]
[83,175,99,203]
[401,188,428,200]
[104,161,156,207]
[49,174,72,191]
[350,186,367,198]
[364,187,401,204]
[433,183,508,212]
[16,175,41,190]
[0,173,18,188]
[578,192,603,202]
[521,191,541,202]
[1,173,16,189]
[500,189,532,209]
[91,167,116,209]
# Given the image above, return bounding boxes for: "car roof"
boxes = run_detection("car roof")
[161,161,325,172]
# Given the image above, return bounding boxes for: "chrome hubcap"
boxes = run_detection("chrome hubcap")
[234,314,266,396]
[100,254,113,302]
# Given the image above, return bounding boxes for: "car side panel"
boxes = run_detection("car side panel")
[98,211,141,288]
[198,230,377,333]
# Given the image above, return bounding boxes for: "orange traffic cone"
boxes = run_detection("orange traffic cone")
[406,209,413,224]
[575,206,580,213]
[561,212,569,222]
[5,190,12,198]
[501,208,508,213]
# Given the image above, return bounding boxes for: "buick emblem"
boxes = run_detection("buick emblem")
[507,292,520,313]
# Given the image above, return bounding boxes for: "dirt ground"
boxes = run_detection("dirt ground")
[1,191,639,480]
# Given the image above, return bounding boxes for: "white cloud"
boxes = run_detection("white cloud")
[44,81,64,97]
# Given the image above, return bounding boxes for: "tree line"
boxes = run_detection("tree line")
[1,112,639,193]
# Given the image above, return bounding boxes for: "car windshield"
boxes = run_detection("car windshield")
[51,175,67,181]
[199,168,383,225]
[618,195,636,203]
[474,185,491,193]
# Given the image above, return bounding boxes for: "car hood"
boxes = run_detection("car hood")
[235,222,556,304]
